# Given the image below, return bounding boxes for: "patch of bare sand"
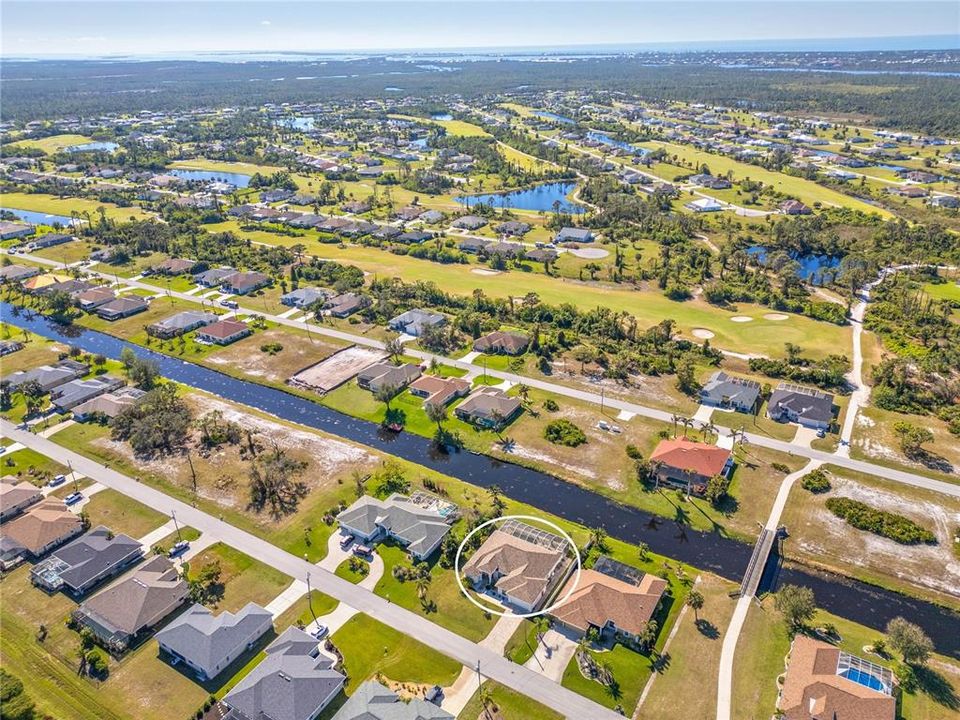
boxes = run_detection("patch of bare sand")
[506,444,600,482]
[205,329,340,382]
[471,268,501,276]
[797,476,960,601]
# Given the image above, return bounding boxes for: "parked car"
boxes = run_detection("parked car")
[339,534,354,550]
[352,544,372,558]
[816,428,826,439]
[425,685,443,705]
[219,299,239,309]
[63,491,83,505]
[310,623,329,640]
[168,540,190,557]
[48,474,67,487]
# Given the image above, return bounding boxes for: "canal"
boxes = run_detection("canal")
[3,302,957,656]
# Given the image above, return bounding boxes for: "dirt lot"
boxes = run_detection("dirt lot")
[780,464,960,609]
[289,345,387,393]
[204,328,347,384]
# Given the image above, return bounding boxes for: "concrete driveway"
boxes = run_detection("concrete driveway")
[524,626,580,682]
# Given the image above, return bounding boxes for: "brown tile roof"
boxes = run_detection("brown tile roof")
[462,529,565,606]
[1,499,83,554]
[199,319,249,340]
[551,569,666,637]
[408,375,470,405]
[0,478,42,516]
[650,438,731,478]
[780,636,896,720]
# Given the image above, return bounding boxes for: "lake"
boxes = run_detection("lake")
[66,141,119,153]
[0,208,80,227]
[586,131,649,156]
[747,246,841,283]
[456,181,584,214]
[533,111,575,125]
[276,117,315,130]
[170,169,251,188]
[430,113,453,121]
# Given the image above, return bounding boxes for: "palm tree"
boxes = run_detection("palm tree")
[384,337,404,364]
[670,413,680,437]
[637,541,649,562]
[487,485,506,516]
[589,526,608,552]
[686,589,705,623]
[639,620,659,655]
[425,402,447,433]
[374,384,398,411]
[680,417,693,439]
[479,684,495,720]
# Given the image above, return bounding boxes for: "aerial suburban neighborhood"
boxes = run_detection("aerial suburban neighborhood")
[0,2,959,720]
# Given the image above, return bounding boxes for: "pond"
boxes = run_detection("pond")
[430,113,453,121]
[170,169,252,188]
[276,117,315,130]
[456,181,584,214]
[66,141,119,153]
[3,300,958,654]
[0,208,80,227]
[586,131,649,156]
[533,111,575,125]
[747,246,841,283]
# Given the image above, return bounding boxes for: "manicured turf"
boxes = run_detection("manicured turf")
[389,114,490,137]
[0,447,69,485]
[6,134,94,154]
[0,191,152,222]
[331,613,462,693]
[923,281,960,302]
[561,641,651,713]
[503,619,540,665]
[168,158,285,175]
[185,542,292,613]
[335,557,369,584]
[730,599,792,720]
[81,488,169,538]
[458,680,565,720]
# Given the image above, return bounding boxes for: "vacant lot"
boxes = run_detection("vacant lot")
[780,465,960,609]
[185,542,292,613]
[205,328,348,384]
[82,488,168,538]
[289,345,387,393]
[459,680,564,720]
[852,405,960,483]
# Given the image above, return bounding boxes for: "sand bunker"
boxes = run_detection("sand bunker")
[568,247,610,259]
[692,328,715,339]
[730,316,754,323]
[471,268,501,276]
[764,313,789,321]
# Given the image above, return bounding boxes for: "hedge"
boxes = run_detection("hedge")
[825,497,936,545]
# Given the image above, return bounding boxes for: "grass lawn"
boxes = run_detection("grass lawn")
[335,557,370,584]
[81,488,169,538]
[561,641,650,713]
[331,613,462,693]
[389,114,490,138]
[185,542,292,613]
[0,565,207,720]
[0,447,69,485]
[923,281,960,303]
[373,542,498,642]
[6,134,94,154]
[273,589,341,631]
[639,573,739,720]
[149,525,202,553]
[503,619,541,665]
[710,401,799,443]
[31,238,97,265]
[730,597,792,720]
[0,191,152,222]
[458,680,564,720]
[168,158,285,175]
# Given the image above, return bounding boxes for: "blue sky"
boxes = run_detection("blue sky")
[2,1,958,57]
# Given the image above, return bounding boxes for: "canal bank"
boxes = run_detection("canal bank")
[2,302,958,656]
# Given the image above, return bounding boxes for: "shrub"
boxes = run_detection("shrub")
[542,398,559,412]
[625,444,643,460]
[771,462,791,474]
[825,497,936,544]
[260,342,283,355]
[705,473,732,506]
[801,468,831,493]
[544,419,587,447]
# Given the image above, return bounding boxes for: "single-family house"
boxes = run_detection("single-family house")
[0,478,43,521]
[73,287,117,312]
[388,309,446,337]
[685,197,723,212]
[323,292,368,318]
[396,230,433,244]
[330,680,454,720]
[690,174,732,190]
[767,383,835,429]
[780,200,813,215]
[337,493,452,560]
[407,375,471,408]
[454,387,522,429]
[281,287,329,309]
[930,195,960,209]
[0,221,35,241]
[451,215,487,230]
[0,264,41,283]
[457,237,491,254]
[699,371,761,413]
[72,387,145,421]
[0,499,83,564]
[3,359,88,393]
[96,296,149,321]
[221,626,345,720]
[495,221,531,236]
[356,362,421,394]
[394,205,425,222]
[72,555,188,652]
[462,520,570,612]
[147,310,218,339]
[525,248,559,264]
[551,564,667,643]
[194,267,237,287]
[473,330,530,356]
[777,635,895,720]
[649,438,733,494]
[221,271,271,296]
[554,227,594,243]
[152,258,198,276]
[157,602,273,681]
[196,319,251,346]
[49,375,125,412]
[31,526,143,596]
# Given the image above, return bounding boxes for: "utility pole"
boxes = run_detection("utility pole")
[67,460,79,493]
[306,572,318,626]
[171,510,183,543]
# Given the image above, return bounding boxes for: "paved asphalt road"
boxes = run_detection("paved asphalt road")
[0,419,621,720]
[13,250,960,501]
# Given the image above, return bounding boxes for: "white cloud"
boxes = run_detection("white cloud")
[260,20,271,26]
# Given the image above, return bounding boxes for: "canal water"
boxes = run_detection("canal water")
[456,181,584,214]
[0,209,80,227]
[2,302,957,655]
[586,131,649,156]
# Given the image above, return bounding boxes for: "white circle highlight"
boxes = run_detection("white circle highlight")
[454,514,582,619]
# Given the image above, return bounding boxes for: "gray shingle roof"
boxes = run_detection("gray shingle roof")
[32,525,142,593]
[156,602,273,679]
[223,626,344,720]
[337,494,450,558]
[331,680,453,720]
[699,371,760,409]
